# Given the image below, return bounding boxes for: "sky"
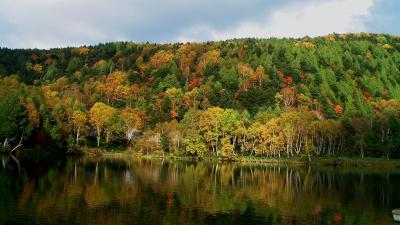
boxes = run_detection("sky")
[0,0,399,49]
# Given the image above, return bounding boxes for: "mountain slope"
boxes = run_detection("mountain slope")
[1,33,400,158]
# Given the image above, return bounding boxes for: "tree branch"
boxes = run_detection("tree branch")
[9,135,24,154]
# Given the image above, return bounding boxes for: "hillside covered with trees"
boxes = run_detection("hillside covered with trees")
[1,33,400,159]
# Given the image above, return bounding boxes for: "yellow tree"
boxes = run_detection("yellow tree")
[280,111,310,157]
[237,62,254,80]
[149,50,174,69]
[199,107,224,155]
[276,87,297,109]
[115,85,130,104]
[185,132,207,157]
[98,71,128,105]
[264,118,283,157]
[183,87,201,110]
[247,122,263,156]
[235,126,248,154]
[89,102,115,146]
[165,87,183,117]
[293,113,313,155]
[126,84,140,107]
[199,107,240,156]
[104,110,123,144]
[32,64,43,74]
[72,47,90,55]
[220,137,235,159]
[24,98,40,128]
[162,120,182,152]
[254,65,269,87]
[171,120,183,152]
[120,108,143,147]
[196,49,220,75]
[176,44,197,84]
[219,109,240,139]
[82,78,102,106]
[71,110,87,145]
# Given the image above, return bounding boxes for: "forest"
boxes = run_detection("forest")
[1,33,400,159]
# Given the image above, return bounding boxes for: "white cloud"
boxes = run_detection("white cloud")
[0,0,139,48]
[177,0,376,42]
[0,0,377,48]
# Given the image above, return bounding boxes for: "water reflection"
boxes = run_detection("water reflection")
[0,155,399,225]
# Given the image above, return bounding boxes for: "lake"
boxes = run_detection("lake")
[0,154,399,225]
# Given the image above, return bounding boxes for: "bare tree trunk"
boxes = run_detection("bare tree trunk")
[9,136,23,154]
[106,133,109,143]
[76,127,80,145]
[360,145,364,158]
[97,135,100,147]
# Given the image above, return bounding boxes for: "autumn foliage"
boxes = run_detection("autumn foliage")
[0,33,400,159]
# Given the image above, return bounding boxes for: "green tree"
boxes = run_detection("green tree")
[0,94,29,141]
[185,132,207,157]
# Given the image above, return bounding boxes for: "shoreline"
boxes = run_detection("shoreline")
[81,148,400,169]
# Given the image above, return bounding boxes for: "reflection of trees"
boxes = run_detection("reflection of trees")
[0,157,398,225]
[127,159,398,224]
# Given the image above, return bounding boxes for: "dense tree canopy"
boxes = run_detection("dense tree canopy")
[1,33,400,158]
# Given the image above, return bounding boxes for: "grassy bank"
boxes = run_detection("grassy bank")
[79,147,400,169]
[237,155,400,168]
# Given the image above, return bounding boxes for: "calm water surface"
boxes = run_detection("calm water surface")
[0,154,399,225]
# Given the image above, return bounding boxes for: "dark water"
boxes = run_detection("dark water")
[0,155,399,225]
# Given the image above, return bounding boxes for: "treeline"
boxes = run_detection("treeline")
[1,33,400,158]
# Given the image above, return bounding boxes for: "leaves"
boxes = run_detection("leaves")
[149,50,174,69]
[1,34,400,157]
[89,102,116,146]
[334,105,343,115]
